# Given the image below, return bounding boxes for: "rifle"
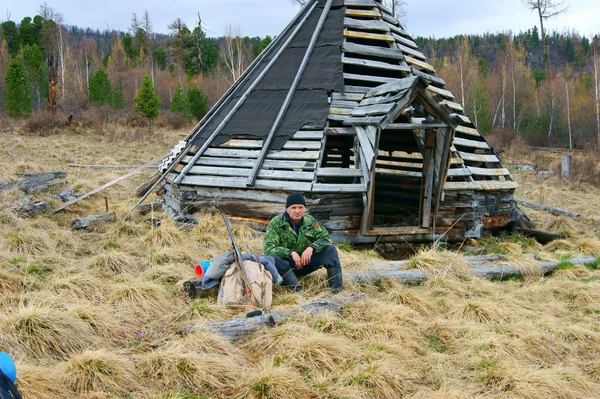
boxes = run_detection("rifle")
[222,213,259,307]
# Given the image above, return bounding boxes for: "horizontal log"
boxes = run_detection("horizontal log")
[514,199,580,217]
[186,166,314,181]
[345,9,382,18]
[220,140,321,150]
[197,148,319,161]
[342,41,405,60]
[71,213,115,230]
[347,256,597,283]
[177,175,313,192]
[343,29,395,42]
[181,294,367,340]
[343,17,390,32]
[411,69,446,86]
[426,85,454,99]
[454,137,490,150]
[344,73,396,84]
[454,125,481,137]
[342,55,411,73]
[405,56,435,72]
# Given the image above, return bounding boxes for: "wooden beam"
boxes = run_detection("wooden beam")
[179,175,313,192]
[345,9,382,17]
[458,152,500,163]
[405,56,435,72]
[342,55,411,73]
[467,166,510,177]
[343,17,390,32]
[515,199,580,217]
[343,29,395,42]
[344,72,396,84]
[426,85,455,99]
[453,137,491,149]
[342,41,405,60]
[316,168,363,177]
[312,183,367,193]
[454,125,481,137]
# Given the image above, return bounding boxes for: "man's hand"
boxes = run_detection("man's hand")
[301,247,314,266]
[291,251,303,269]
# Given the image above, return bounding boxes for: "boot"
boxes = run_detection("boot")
[326,265,343,293]
[281,269,302,291]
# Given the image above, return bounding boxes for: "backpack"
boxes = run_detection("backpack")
[217,260,273,309]
[0,370,22,399]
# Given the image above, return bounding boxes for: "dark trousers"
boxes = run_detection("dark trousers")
[272,245,343,292]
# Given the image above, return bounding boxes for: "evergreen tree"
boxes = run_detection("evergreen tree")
[5,57,33,116]
[111,84,126,109]
[88,67,112,105]
[1,21,21,58]
[170,82,191,118]
[21,44,48,110]
[187,86,208,120]
[134,74,161,133]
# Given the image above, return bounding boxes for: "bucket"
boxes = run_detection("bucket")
[0,352,16,382]
[194,260,211,279]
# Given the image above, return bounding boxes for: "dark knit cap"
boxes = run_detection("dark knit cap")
[286,192,306,208]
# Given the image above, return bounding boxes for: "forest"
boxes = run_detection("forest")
[0,4,599,149]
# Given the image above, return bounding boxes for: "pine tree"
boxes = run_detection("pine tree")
[88,67,112,105]
[134,74,161,133]
[187,86,208,120]
[170,82,191,118]
[5,57,33,116]
[111,84,126,109]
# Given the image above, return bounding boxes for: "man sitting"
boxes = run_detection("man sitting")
[263,192,343,293]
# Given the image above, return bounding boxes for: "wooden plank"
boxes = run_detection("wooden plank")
[342,41,405,60]
[450,157,464,165]
[365,125,377,147]
[396,43,426,60]
[326,127,357,135]
[447,168,472,177]
[451,113,472,125]
[478,181,519,190]
[443,181,482,191]
[351,103,396,116]
[441,100,464,112]
[343,17,390,32]
[332,92,365,102]
[344,0,376,7]
[342,55,411,73]
[344,29,395,42]
[331,99,360,108]
[365,76,417,98]
[356,126,376,169]
[380,11,399,26]
[343,115,386,125]
[344,73,397,84]
[405,56,436,72]
[386,122,448,130]
[411,69,446,86]
[329,107,353,115]
[454,125,481,137]
[187,166,315,181]
[201,148,319,160]
[385,21,409,38]
[222,140,321,150]
[193,157,316,170]
[391,33,418,49]
[426,85,455,99]
[467,167,510,177]
[179,175,313,191]
[453,137,491,149]
[312,183,367,193]
[366,226,431,236]
[292,131,324,140]
[344,85,374,94]
[458,152,500,163]
[358,91,409,107]
[317,168,363,177]
[345,9,382,17]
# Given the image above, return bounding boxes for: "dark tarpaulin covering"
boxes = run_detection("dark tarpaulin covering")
[190,2,344,151]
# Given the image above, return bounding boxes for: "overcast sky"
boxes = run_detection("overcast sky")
[3,0,599,39]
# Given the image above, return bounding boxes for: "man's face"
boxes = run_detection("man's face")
[286,204,306,224]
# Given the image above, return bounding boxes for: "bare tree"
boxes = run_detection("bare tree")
[221,25,248,84]
[522,0,568,71]
[383,0,407,25]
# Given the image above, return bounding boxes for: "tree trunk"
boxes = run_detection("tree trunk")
[566,80,572,149]
[594,46,600,149]
[538,8,548,72]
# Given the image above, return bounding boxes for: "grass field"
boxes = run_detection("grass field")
[1,127,600,399]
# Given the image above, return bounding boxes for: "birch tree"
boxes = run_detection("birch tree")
[221,25,248,84]
[593,42,600,148]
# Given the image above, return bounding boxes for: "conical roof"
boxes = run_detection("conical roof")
[160,0,517,194]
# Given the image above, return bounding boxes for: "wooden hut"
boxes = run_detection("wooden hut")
[158,0,518,244]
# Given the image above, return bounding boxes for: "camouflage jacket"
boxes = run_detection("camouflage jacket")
[263,213,332,258]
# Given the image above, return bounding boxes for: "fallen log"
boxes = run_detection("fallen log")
[137,201,163,215]
[71,213,115,230]
[181,294,366,340]
[518,227,568,244]
[346,256,596,283]
[515,199,580,218]
[16,201,48,216]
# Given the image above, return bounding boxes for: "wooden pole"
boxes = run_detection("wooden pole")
[561,154,571,178]
[246,0,335,187]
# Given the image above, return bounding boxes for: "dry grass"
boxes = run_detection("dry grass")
[2,129,600,398]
